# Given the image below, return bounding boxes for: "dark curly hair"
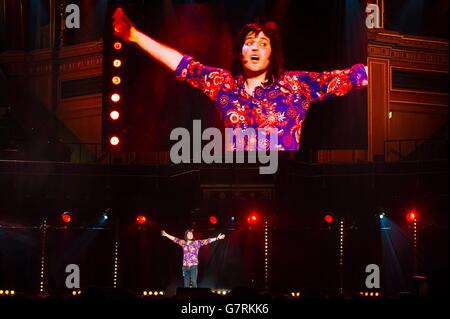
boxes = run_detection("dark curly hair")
[231,19,284,80]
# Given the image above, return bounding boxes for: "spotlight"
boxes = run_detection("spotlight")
[113,59,122,67]
[209,215,217,225]
[136,215,147,224]
[379,212,385,219]
[111,93,121,102]
[247,213,259,224]
[406,210,418,222]
[113,42,122,50]
[110,110,120,120]
[324,214,334,224]
[61,212,71,224]
[103,213,109,220]
[110,136,120,146]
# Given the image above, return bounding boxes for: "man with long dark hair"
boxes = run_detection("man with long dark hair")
[112,8,368,151]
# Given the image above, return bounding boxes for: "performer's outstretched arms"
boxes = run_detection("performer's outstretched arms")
[113,8,183,72]
[161,230,184,245]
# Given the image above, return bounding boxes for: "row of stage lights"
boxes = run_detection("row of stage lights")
[212,289,230,295]
[290,292,301,298]
[58,211,261,226]
[71,290,82,296]
[58,210,419,226]
[142,290,165,297]
[0,290,15,297]
[108,40,124,147]
[359,291,381,298]
[323,209,420,225]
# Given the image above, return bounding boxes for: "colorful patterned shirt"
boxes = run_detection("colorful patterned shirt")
[171,237,217,266]
[175,55,368,151]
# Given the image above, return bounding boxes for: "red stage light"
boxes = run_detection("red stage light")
[406,210,418,222]
[324,214,334,224]
[111,93,121,102]
[110,136,120,146]
[136,215,147,224]
[113,59,122,68]
[110,111,120,120]
[113,42,122,50]
[62,212,71,223]
[247,213,258,224]
[209,215,217,225]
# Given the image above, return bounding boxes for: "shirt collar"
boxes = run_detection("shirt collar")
[236,75,276,90]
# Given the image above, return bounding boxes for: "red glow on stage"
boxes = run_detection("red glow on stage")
[111,93,121,102]
[61,212,71,223]
[324,214,334,224]
[247,213,258,224]
[209,215,217,225]
[110,136,120,146]
[406,210,418,222]
[136,215,147,224]
[110,111,120,120]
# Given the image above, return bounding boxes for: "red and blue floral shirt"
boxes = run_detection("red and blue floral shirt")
[175,55,368,151]
[171,237,217,267]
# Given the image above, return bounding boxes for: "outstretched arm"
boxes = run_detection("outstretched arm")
[199,233,226,246]
[286,64,368,103]
[161,230,184,245]
[113,8,183,72]
[113,8,232,102]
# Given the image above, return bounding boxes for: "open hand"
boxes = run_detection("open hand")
[217,233,225,240]
[161,230,167,237]
[112,8,136,42]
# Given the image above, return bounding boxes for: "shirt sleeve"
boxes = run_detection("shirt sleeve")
[174,55,234,101]
[171,237,185,246]
[198,238,217,246]
[287,64,368,103]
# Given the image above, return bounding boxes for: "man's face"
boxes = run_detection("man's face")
[241,31,272,75]
[186,231,194,240]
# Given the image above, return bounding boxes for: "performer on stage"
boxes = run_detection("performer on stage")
[161,229,225,288]
[112,8,368,151]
